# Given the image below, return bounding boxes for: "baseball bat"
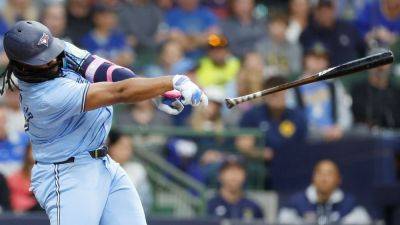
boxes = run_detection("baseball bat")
[225,50,394,109]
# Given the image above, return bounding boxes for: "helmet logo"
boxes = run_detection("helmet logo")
[37,33,49,47]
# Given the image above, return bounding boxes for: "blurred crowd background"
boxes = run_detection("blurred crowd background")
[0,0,400,224]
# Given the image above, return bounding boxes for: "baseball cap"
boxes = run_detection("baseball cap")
[304,42,330,58]
[317,0,334,7]
[3,20,65,66]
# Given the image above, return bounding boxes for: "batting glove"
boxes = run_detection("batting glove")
[153,90,184,115]
[172,75,208,106]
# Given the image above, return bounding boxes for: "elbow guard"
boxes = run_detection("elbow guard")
[80,55,137,83]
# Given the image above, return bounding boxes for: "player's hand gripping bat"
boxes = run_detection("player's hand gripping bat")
[225,50,394,109]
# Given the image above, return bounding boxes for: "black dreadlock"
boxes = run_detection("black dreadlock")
[0,63,19,95]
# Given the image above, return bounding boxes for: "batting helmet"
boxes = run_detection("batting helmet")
[3,20,65,66]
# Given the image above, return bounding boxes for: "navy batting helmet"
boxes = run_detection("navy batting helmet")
[3,20,65,66]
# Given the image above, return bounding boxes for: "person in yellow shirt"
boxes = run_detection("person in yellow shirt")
[196,34,240,89]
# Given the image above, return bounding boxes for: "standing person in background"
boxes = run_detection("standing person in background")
[351,48,400,129]
[286,0,310,44]
[1,0,38,26]
[220,0,266,58]
[288,43,352,141]
[278,160,371,225]
[300,0,365,66]
[256,11,302,77]
[80,4,134,67]
[7,144,41,213]
[165,0,219,59]
[108,130,153,213]
[65,0,92,45]
[236,76,307,180]
[356,0,400,46]
[207,158,264,220]
[40,2,69,41]
[196,34,240,95]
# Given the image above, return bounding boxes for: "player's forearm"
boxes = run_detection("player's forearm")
[117,76,174,103]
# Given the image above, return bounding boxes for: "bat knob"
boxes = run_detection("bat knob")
[225,98,235,109]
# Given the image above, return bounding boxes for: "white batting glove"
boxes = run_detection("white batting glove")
[153,90,184,115]
[172,75,208,106]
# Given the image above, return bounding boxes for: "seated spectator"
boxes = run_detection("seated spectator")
[0,105,29,176]
[300,0,365,66]
[7,144,41,213]
[221,0,266,57]
[108,130,153,213]
[3,89,25,134]
[0,171,9,213]
[278,160,371,225]
[1,0,38,27]
[288,43,352,141]
[40,2,69,41]
[165,0,219,59]
[80,4,134,67]
[65,0,93,45]
[256,11,302,77]
[203,0,230,19]
[114,100,171,152]
[117,0,164,60]
[207,158,264,220]
[351,48,400,129]
[237,52,265,103]
[144,41,195,78]
[236,76,307,164]
[196,34,240,93]
[356,0,400,46]
[286,0,310,44]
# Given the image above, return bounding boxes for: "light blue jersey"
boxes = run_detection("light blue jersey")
[19,69,113,163]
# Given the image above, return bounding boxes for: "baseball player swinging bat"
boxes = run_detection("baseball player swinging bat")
[225,50,394,109]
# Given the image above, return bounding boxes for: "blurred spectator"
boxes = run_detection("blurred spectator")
[0,15,8,68]
[221,0,266,57]
[278,159,371,225]
[203,0,230,19]
[108,130,153,213]
[351,48,400,129]
[286,0,310,44]
[0,105,29,176]
[196,34,240,92]
[117,0,164,60]
[165,0,219,59]
[356,0,400,47]
[80,4,134,67]
[288,43,352,141]
[115,100,171,152]
[236,76,307,164]
[155,0,174,11]
[166,138,204,182]
[207,158,264,220]
[144,41,195,77]
[3,89,25,134]
[0,171,9,213]
[256,11,302,77]
[237,52,264,100]
[40,2,69,41]
[65,0,92,45]
[7,144,41,213]
[300,0,365,66]
[1,0,38,26]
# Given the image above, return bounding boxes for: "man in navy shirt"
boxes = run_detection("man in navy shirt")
[278,160,371,225]
[236,76,307,163]
[207,158,264,220]
[300,0,365,66]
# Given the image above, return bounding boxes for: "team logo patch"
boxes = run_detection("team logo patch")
[37,33,49,47]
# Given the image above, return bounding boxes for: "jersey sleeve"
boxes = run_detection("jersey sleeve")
[40,78,90,120]
[63,41,90,73]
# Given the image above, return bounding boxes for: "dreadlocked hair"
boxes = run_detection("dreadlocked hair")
[0,62,19,95]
